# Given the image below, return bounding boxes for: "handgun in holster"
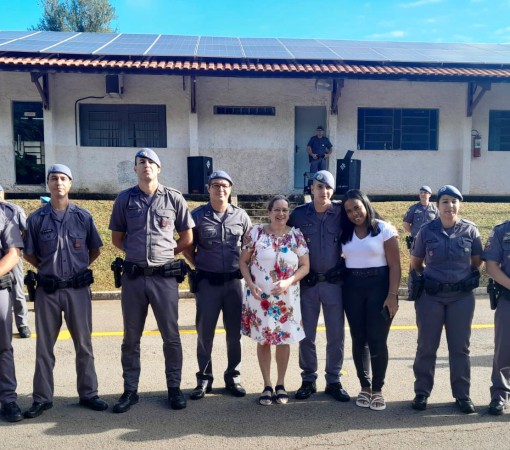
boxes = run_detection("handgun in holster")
[24,270,37,301]
[188,269,199,293]
[409,270,424,301]
[487,278,501,311]
[405,235,414,250]
[111,257,124,288]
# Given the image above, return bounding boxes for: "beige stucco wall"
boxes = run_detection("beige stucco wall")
[0,70,508,195]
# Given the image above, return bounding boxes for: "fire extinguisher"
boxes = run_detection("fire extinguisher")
[472,130,482,158]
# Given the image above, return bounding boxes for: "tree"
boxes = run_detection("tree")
[31,0,117,32]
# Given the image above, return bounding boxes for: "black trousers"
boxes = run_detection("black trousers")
[343,269,391,392]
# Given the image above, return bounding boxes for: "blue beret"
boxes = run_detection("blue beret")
[209,170,233,185]
[420,185,432,194]
[47,164,73,180]
[313,170,335,189]
[437,185,463,201]
[135,148,161,168]
[40,196,50,205]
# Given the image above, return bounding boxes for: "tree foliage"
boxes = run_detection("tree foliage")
[31,0,117,32]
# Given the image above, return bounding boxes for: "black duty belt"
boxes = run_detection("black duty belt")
[197,269,242,284]
[347,266,388,277]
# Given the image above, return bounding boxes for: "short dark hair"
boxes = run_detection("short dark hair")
[340,189,382,244]
[267,194,289,211]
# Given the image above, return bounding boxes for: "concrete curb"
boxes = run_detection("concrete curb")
[90,286,488,301]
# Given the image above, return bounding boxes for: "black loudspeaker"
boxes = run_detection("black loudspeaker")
[187,156,213,194]
[105,75,120,94]
[336,159,361,194]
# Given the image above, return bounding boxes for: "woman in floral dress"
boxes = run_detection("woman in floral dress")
[240,195,310,406]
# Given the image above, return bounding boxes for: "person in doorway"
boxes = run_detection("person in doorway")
[307,126,333,173]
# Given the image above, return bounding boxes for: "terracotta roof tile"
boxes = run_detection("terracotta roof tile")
[1,55,510,79]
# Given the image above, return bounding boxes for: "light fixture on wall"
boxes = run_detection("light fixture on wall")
[315,79,333,92]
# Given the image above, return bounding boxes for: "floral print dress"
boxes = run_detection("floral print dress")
[241,225,308,345]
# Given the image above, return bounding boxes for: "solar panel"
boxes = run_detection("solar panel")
[197,36,244,57]
[1,30,510,65]
[95,33,157,55]
[45,32,118,54]
[0,31,77,52]
[146,35,199,56]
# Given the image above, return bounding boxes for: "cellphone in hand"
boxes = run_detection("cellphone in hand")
[380,306,391,321]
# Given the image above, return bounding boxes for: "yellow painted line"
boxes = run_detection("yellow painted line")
[28,323,494,340]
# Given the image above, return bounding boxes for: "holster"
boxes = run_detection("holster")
[188,269,199,293]
[24,270,37,301]
[405,235,413,250]
[325,259,346,284]
[409,270,425,300]
[111,257,124,288]
[460,268,480,292]
[487,278,500,310]
[302,271,318,288]
[0,273,13,291]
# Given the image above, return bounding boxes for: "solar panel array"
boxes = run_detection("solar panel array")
[1,30,510,64]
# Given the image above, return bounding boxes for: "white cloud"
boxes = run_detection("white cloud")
[495,26,510,35]
[400,0,443,8]
[367,30,407,39]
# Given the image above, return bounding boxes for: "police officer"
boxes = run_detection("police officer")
[307,126,333,173]
[402,185,439,296]
[23,164,108,419]
[482,220,510,415]
[109,148,194,412]
[0,199,23,422]
[0,185,30,338]
[288,170,349,402]
[410,185,482,414]
[183,170,251,400]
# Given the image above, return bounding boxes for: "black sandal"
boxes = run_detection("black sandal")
[274,385,289,405]
[259,386,273,406]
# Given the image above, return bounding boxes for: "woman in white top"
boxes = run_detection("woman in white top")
[340,189,401,411]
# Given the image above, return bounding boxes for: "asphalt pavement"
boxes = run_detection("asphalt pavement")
[2,294,509,450]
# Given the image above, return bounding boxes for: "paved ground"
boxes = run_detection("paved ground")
[2,294,509,449]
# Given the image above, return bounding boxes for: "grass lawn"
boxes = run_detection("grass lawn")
[11,198,509,292]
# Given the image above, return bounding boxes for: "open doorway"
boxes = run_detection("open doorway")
[294,106,327,189]
[13,101,45,185]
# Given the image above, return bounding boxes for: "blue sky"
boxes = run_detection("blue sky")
[2,0,510,43]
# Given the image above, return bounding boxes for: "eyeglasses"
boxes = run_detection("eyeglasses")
[271,208,290,214]
[210,183,231,190]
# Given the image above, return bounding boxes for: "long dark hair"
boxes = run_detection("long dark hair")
[340,189,382,244]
